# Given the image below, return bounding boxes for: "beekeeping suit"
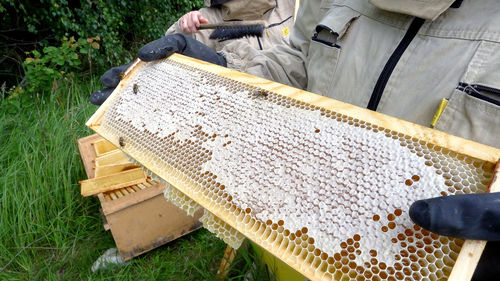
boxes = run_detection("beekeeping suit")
[165,0,295,51]
[221,0,500,148]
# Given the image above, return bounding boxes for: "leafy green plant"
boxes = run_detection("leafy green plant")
[21,36,100,94]
[1,0,205,89]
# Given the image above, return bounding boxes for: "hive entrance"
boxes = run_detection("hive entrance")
[88,55,495,281]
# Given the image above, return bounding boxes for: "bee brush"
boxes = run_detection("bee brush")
[198,20,265,41]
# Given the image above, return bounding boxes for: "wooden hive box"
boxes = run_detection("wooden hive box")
[77,134,203,261]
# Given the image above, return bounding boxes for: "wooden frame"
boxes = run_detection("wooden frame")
[94,163,137,178]
[80,167,146,197]
[86,54,500,280]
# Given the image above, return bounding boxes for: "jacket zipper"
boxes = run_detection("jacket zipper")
[367,17,425,111]
[458,82,500,106]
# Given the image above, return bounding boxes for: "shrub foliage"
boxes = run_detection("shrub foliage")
[0,0,204,93]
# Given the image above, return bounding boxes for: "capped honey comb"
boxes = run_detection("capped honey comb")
[87,54,499,281]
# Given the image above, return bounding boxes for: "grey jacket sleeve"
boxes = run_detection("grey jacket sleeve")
[165,21,183,36]
[220,0,319,89]
[221,41,308,89]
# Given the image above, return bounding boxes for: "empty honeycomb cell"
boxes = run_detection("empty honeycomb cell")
[199,209,245,249]
[163,181,201,216]
[93,58,496,281]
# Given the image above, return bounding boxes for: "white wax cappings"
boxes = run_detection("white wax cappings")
[100,60,490,273]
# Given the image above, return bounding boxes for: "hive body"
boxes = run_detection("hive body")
[87,55,498,281]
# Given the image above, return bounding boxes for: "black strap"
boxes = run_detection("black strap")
[451,0,463,8]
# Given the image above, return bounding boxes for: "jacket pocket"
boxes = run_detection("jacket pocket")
[307,39,341,96]
[435,40,500,148]
[435,86,499,148]
[458,83,500,107]
[306,6,360,96]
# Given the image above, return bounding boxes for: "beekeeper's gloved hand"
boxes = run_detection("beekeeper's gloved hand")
[409,192,500,240]
[89,62,133,105]
[138,33,226,66]
[409,192,500,281]
[90,34,226,105]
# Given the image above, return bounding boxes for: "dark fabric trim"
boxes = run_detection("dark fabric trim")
[451,0,463,8]
[315,24,338,36]
[311,36,340,48]
[266,15,293,29]
[263,0,278,15]
[367,17,425,111]
[210,0,230,6]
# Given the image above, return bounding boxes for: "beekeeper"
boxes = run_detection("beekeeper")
[165,0,296,51]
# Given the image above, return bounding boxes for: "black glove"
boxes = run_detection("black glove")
[410,193,500,281]
[90,34,226,105]
[138,33,227,66]
[409,192,500,240]
[89,62,132,105]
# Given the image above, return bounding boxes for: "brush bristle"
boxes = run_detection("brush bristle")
[209,24,264,40]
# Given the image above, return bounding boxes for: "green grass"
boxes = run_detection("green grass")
[0,76,276,280]
[0,76,237,280]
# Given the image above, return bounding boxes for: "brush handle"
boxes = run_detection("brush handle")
[198,20,265,30]
[198,24,221,30]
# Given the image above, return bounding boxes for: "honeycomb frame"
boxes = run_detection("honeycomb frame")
[87,54,500,281]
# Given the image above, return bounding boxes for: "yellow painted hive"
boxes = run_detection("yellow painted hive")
[87,54,500,281]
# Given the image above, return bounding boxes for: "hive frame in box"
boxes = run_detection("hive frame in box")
[77,134,203,261]
[86,54,500,281]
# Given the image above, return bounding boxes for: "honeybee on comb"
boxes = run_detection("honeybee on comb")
[252,90,268,98]
[119,136,125,148]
